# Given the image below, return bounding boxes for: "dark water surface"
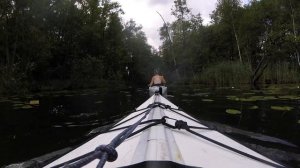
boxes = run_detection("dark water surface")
[0,86,300,166]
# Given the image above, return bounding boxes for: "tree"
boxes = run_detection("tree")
[211,0,243,62]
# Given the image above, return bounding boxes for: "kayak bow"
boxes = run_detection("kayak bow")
[45,94,283,168]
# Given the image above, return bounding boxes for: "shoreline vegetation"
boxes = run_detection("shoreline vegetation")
[1,0,300,95]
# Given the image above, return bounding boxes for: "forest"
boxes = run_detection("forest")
[0,0,299,94]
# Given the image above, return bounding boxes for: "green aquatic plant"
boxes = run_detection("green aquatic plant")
[226,96,239,101]
[201,99,214,102]
[243,92,255,95]
[248,96,264,101]
[95,101,103,104]
[239,98,256,102]
[22,105,33,109]
[278,95,300,100]
[29,100,39,105]
[263,96,277,100]
[248,106,259,110]
[226,109,241,115]
[13,103,24,107]
[270,106,294,111]
[13,104,33,110]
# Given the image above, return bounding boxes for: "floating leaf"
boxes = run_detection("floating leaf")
[193,93,209,97]
[226,109,241,115]
[29,100,39,105]
[263,96,277,100]
[226,96,239,101]
[12,100,23,104]
[21,105,33,109]
[243,92,255,95]
[181,93,191,96]
[202,99,214,102]
[278,95,300,100]
[249,106,259,110]
[95,101,103,104]
[240,98,256,102]
[13,103,24,107]
[246,96,264,101]
[271,106,294,111]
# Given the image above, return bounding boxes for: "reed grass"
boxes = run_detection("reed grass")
[192,61,300,87]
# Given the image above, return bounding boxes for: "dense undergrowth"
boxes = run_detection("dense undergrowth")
[192,61,300,87]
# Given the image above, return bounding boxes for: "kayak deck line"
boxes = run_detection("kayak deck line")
[45,94,284,168]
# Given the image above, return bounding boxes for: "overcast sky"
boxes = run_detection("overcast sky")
[112,0,250,49]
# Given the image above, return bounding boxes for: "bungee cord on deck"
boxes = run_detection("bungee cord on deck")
[51,94,284,168]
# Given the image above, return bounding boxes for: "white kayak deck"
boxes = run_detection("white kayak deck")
[45,95,282,168]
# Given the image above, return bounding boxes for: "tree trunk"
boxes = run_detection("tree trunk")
[5,15,10,66]
[230,9,242,63]
[251,55,268,89]
[232,22,242,63]
[157,11,179,78]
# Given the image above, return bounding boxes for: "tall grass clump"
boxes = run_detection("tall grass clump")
[193,61,251,87]
[262,62,300,84]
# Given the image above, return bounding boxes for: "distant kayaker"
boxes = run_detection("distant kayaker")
[149,70,166,87]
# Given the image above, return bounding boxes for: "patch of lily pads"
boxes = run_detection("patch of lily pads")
[270,106,294,111]
[12,99,39,110]
[226,109,241,115]
[227,95,279,102]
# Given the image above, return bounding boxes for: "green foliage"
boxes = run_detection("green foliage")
[70,56,104,88]
[160,0,300,87]
[0,0,156,94]
[0,65,29,95]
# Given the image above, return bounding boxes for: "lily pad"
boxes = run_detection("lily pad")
[226,109,241,115]
[263,96,277,100]
[246,96,264,101]
[14,104,33,110]
[22,105,33,109]
[243,92,255,95]
[181,93,191,96]
[249,106,259,110]
[201,99,214,102]
[270,106,294,111]
[226,96,239,101]
[29,100,39,105]
[278,95,300,100]
[240,98,256,102]
[13,103,24,107]
[182,99,192,102]
[12,100,23,104]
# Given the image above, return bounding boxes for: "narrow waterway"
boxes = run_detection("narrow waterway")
[0,85,299,167]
